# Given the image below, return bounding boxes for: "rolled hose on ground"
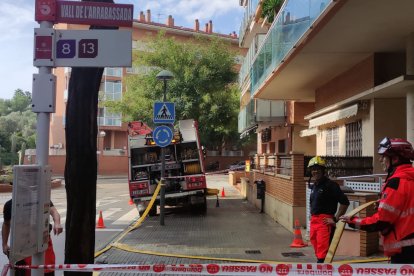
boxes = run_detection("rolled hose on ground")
[95,185,385,264]
[94,181,161,258]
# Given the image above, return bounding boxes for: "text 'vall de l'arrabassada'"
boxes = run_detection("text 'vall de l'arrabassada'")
[59,4,132,21]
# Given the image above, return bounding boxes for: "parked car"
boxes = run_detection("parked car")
[229,161,246,171]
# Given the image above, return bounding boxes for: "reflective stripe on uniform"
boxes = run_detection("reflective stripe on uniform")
[383,237,414,251]
[379,202,401,215]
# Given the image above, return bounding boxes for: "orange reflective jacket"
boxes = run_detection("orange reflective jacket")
[351,164,414,256]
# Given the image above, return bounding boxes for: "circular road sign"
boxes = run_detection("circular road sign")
[153,125,173,147]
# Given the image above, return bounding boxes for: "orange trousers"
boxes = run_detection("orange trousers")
[310,214,334,260]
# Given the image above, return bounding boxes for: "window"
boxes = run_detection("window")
[346,120,362,157]
[326,127,339,156]
[97,108,121,127]
[104,81,122,101]
[104,68,122,77]
[278,139,286,154]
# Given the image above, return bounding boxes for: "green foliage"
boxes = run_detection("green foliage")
[0,90,36,165]
[261,0,284,24]
[106,33,241,149]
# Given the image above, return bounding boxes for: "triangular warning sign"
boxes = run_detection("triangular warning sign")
[155,103,173,120]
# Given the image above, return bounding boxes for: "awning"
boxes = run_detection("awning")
[299,127,317,137]
[240,124,258,139]
[308,104,358,128]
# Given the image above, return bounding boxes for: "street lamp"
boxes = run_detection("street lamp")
[156,69,174,226]
[97,130,106,174]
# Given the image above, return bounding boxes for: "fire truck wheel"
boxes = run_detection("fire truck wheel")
[194,197,207,214]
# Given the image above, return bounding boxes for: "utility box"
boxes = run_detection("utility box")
[255,179,265,199]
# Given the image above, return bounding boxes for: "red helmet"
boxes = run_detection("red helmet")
[378,137,414,160]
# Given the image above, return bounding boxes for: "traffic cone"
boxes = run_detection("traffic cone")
[221,187,226,197]
[128,198,134,205]
[290,219,307,248]
[96,210,106,229]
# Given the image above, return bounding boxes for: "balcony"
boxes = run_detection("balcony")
[250,0,331,99]
[98,116,122,127]
[238,99,256,134]
[250,0,414,101]
[256,99,285,122]
[239,0,269,48]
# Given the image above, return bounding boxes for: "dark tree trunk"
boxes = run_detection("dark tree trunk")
[64,68,103,274]
[63,1,116,273]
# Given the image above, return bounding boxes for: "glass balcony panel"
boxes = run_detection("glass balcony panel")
[239,0,260,45]
[256,99,285,122]
[251,0,332,95]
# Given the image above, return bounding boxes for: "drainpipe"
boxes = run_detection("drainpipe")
[406,33,414,143]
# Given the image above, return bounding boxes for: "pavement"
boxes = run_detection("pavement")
[94,174,383,270]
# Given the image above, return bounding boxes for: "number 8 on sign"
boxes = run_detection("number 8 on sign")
[79,39,98,58]
[56,39,76,59]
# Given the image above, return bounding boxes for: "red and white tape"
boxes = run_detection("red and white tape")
[3,262,414,275]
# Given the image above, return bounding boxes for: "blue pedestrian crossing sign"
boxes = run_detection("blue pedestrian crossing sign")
[153,102,175,124]
[153,125,173,147]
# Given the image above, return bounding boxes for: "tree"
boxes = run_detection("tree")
[105,33,240,149]
[0,90,35,165]
[64,1,117,273]
[261,0,284,24]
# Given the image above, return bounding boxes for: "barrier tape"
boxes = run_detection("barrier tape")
[7,262,414,275]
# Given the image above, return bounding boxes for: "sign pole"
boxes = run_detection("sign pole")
[160,80,167,226]
[32,19,55,276]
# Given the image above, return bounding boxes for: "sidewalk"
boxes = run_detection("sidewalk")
[96,174,372,266]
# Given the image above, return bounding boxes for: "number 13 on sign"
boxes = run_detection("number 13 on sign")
[56,39,98,59]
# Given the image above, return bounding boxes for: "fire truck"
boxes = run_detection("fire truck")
[127,119,207,216]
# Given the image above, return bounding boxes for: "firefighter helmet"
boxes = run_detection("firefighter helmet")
[378,137,414,160]
[307,156,326,168]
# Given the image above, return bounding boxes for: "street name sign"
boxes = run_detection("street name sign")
[153,102,175,124]
[34,28,132,67]
[35,0,134,27]
[153,125,173,147]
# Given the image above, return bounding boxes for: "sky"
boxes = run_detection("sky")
[0,0,244,100]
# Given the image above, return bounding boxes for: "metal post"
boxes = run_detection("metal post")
[159,79,167,225]
[31,20,54,276]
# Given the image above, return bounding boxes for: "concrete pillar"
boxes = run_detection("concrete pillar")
[406,33,414,143]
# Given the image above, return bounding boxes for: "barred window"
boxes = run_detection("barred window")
[346,120,362,156]
[326,127,339,156]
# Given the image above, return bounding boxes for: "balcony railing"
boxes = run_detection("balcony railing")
[98,116,122,127]
[239,0,260,47]
[304,156,373,179]
[250,0,332,96]
[238,99,256,133]
[256,154,372,178]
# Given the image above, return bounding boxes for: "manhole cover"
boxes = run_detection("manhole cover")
[281,252,305,257]
[245,250,261,254]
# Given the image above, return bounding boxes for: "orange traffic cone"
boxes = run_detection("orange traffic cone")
[290,219,307,248]
[96,210,106,229]
[221,187,226,197]
[128,198,134,205]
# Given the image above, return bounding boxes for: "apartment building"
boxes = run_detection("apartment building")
[47,10,241,175]
[238,0,414,257]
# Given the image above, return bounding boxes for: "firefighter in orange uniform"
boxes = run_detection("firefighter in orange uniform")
[308,156,350,263]
[341,138,414,263]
